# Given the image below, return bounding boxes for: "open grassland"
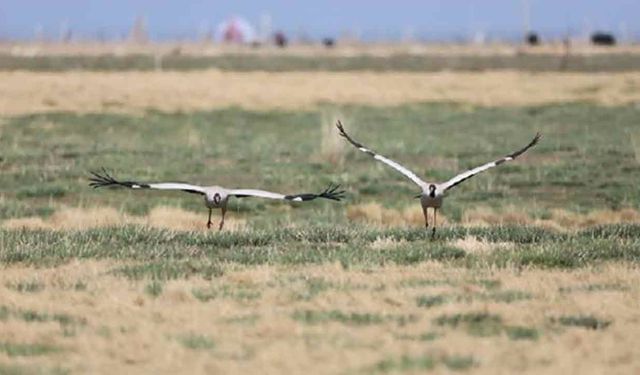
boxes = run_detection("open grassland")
[2,71,640,115]
[1,231,640,374]
[1,101,639,227]
[1,65,640,373]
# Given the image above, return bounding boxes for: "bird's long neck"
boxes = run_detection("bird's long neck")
[428,184,437,198]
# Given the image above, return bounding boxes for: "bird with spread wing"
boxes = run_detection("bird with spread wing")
[336,121,541,236]
[89,169,344,230]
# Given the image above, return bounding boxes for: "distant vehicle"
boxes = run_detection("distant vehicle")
[322,38,335,48]
[591,32,616,46]
[525,32,540,46]
[274,31,287,48]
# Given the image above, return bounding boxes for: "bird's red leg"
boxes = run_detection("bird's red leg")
[206,208,213,229]
[422,206,429,229]
[431,208,437,238]
[218,206,226,231]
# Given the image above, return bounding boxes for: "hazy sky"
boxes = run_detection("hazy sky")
[1,0,638,41]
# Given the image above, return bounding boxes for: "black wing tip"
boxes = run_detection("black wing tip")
[319,183,346,201]
[525,132,542,151]
[334,120,365,149]
[87,168,139,189]
[335,120,347,137]
[508,132,542,159]
[532,132,542,144]
[285,183,346,202]
[87,167,116,188]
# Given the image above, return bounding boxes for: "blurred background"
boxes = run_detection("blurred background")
[1,0,639,45]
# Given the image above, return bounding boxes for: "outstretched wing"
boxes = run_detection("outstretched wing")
[88,168,206,195]
[229,184,345,202]
[336,121,427,189]
[442,133,542,191]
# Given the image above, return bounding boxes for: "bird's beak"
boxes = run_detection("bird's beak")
[414,194,422,199]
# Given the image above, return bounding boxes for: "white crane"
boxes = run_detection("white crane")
[336,121,541,236]
[89,169,344,230]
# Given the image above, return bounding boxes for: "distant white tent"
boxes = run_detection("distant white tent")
[216,17,256,44]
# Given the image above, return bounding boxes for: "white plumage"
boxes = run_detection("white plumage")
[337,121,541,236]
[89,169,344,230]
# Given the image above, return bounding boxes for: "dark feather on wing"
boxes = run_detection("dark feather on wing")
[285,184,345,202]
[88,168,148,189]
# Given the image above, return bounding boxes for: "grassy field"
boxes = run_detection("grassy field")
[2,50,640,72]
[2,102,640,225]
[1,61,640,373]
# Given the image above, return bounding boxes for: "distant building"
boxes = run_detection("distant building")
[216,17,256,44]
[129,16,148,44]
[274,31,287,47]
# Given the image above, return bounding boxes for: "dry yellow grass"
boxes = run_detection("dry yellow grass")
[347,202,448,227]
[1,206,245,232]
[3,204,638,232]
[1,261,639,374]
[2,70,640,116]
[346,202,640,230]
[463,206,640,230]
[448,236,515,254]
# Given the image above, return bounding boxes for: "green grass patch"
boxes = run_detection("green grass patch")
[369,354,475,373]
[226,287,262,302]
[558,283,629,293]
[435,312,504,337]
[483,290,533,303]
[0,305,84,329]
[397,278,453,288]
[222,314,260,325]
[177,333,215,351]
[552,315,612,330]
[144,281,163,298]
[505,326,540,341]
[442,355,476,371]
[472,278,502,290]
[0,306,9,321]
[0,225,639,270]
[6,280,45,293]
[2,52,639,72]
[416,294,449,308]
[434,312,540,340]
[191,285,261,303]
[0,341,61,357]
[191,287,217,302]
[286,276,336,301]
[417,290,532,308]
[0,364,68,375]
[112,260,224,281]
[15,184,67,199]
[395,331,441,342]
[292,310,419,327]
[372,354,435,372]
